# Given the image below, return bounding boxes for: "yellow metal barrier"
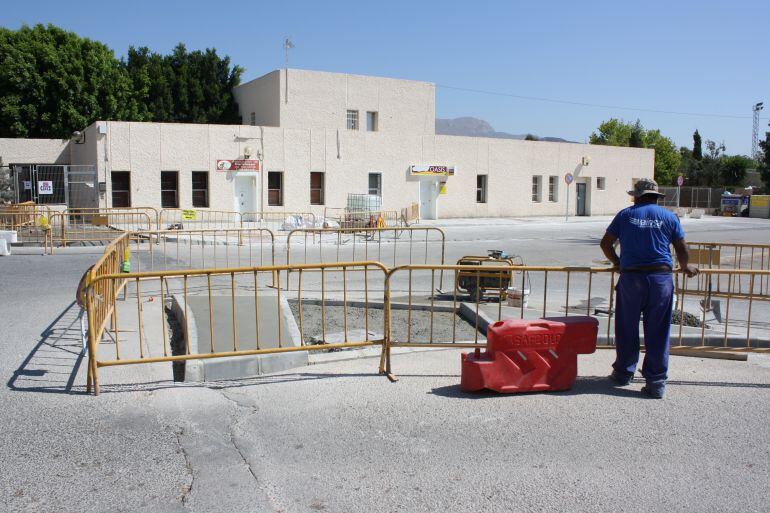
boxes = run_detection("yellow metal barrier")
[324,207,404,228]
[686,242,770,300]
[158,209,242,230]
[84,261,388,395]
[378,265,770,378]
[81,255,770,394]
[48,210,153,252]
[0,203,52,245]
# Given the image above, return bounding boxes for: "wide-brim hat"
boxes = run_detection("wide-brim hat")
[628,178,665,198]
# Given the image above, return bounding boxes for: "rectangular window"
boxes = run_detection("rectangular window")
[548,176,559,202]
[192,171,209,208]
[597,177,606,190]
[366,111,378,132]
[346,110,359,130]
[111,171,131,207]
[268,171,283,206]
[310,172,325,205]
[532,176,542,202]
[476,174,488,203]
[160,171,179,208]
[368,172,382,196]
[250,112,256,126]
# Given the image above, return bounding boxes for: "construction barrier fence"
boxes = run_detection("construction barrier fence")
[83,260,770,394]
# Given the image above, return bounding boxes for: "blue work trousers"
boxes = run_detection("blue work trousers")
[613,272,674,387]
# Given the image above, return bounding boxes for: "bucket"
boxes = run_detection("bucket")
[507,287,530,308]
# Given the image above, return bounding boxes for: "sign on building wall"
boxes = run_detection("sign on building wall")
[37,181,53,195]
[182,209,198,220]
[23,181,32,190]
[410,165,456,176]
[216,160,260,172]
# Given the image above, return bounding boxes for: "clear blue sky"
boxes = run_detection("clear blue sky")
[3,0,769,154]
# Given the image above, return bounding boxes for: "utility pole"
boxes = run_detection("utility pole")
[753,102,764,161]
[284,37,294,67]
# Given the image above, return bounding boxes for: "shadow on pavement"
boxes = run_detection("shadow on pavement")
[428,374,770,399]
[7,301,88,395]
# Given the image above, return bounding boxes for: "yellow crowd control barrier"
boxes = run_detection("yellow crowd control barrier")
[686,242,770,300]
[48,209,154,252]
[82,256,770,394]
[159,209,242,230]
[84,261,388,395]
[0,203,52,245]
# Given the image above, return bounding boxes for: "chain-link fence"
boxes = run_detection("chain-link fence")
[660,187,720,209]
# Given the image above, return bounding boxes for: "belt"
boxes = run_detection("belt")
[621,265,672,274]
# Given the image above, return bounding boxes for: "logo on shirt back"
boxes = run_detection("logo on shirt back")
[629,217,663,229]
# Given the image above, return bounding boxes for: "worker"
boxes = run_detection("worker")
[600,178,699,399]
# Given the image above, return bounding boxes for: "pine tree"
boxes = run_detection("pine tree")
[693,130,703,160]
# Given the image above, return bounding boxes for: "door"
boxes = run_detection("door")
[234,175,256,215]
[419,179,438,220]
[576,183,587,216]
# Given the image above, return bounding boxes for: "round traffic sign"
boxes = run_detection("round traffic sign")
[677,175,684,187]
[564,173,574,185]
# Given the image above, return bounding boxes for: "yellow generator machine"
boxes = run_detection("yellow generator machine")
[455,250,519,302]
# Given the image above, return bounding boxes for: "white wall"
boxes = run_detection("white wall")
[232,70,281,128]
[0,138,70,165]
[235,69,436,136]
[78,120,652,218]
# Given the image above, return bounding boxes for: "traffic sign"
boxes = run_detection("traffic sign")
[677,175,684,187]
[564,173,574,185]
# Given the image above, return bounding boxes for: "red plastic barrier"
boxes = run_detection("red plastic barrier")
[461,316,598,393]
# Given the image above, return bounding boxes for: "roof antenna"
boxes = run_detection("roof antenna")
[284,37,295,104]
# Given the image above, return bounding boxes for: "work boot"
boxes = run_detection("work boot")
[640,385,665,399]
[609,370,633,386]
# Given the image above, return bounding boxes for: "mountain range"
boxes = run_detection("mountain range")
[435,117,572,143]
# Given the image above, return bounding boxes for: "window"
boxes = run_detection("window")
[366,111,378,132]
[346,110,359,130]
[268,171,283,206]
[532,176,542,202]
[476,175,488,203]
[111,171,131,207]
[310,172,325,205]
[160,171,179,208]
[250,112,256,126]
[192,171,209,208]
[548,176,559,202]
[597,177,606,190]
[368,172,382,196]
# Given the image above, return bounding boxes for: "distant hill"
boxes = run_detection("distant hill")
[435,117,572,143]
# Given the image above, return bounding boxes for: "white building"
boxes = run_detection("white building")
[0,68,653,219]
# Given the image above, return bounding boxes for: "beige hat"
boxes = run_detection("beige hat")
[628,178,665,198]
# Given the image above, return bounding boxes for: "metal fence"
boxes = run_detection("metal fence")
[10,165,98,208]
[659,187,720,210]
[48,209,154,252]
[82,257,770,394]
[0,203,52,244]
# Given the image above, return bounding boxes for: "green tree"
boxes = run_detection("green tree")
[0,24,139,138]
[589,118,681,185]
[693,130,702,160]
[719,155,753,186]
[759,132,770,190]
[126,43,242,124]
[524,133,539,141]
[629,120,644,148]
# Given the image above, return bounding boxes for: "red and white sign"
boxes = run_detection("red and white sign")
[37,181,53,195]
[216,159,260,172]
[677,175,684,187]
[564,173,574,185]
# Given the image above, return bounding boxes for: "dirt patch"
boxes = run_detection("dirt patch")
[288,300,484,345]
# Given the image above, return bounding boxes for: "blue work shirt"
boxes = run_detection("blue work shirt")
[606,203,685,271]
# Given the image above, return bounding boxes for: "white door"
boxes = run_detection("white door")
[419,179,438,220]
[234,175,256,214]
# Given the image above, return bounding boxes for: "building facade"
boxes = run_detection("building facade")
[0,68,654,218]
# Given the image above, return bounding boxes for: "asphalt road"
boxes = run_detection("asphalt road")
[2,215,770,512]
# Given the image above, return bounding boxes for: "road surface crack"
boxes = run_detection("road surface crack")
[173,427,194,508]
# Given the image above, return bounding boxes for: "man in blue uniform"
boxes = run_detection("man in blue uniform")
[600,178,698,398]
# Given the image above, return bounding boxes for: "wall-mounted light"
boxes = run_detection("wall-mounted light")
[244,146,253,159]
[71,131,86,144]
[581,156,591,166]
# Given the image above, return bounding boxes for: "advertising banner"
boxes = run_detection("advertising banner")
[410,165,455,176]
